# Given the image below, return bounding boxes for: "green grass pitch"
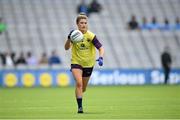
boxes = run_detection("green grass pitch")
[0,85,180,119]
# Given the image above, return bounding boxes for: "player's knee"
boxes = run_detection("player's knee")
[76,82,83,89]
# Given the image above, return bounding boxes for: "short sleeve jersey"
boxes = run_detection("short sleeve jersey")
[71,30,96,67]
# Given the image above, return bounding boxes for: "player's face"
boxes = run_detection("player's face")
[77,19,88,33]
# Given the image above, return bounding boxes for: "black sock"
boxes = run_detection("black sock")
[76,97,82,108]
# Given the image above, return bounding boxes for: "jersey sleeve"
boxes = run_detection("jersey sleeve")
[92,36,102,49]
[87,31,102,49]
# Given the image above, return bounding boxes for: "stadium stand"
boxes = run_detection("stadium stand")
[0,0,179,69]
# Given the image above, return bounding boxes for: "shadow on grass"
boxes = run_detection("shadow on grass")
[79,112,105,115]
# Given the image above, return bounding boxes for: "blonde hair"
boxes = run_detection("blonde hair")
[76,13,88,24]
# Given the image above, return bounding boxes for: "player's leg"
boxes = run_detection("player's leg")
[72,68,83,97]
[82,77,90,92]
[71,67,83,113]
[82,67,94,92]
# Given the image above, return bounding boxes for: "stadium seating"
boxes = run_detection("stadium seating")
[0,0,179,69]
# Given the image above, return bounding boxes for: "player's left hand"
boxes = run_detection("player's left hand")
[96,57,103,66]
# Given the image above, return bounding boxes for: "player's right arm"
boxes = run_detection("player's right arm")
[65,30,74,50]
[64,39,71,50]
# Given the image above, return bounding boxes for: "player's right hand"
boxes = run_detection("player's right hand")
[68,30,74,39]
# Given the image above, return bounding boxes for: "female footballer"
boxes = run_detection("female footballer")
[64,13,104,113]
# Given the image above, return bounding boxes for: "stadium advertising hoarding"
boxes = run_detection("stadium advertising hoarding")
[0,69,180,87]
[0,69,73,87]
[90,69,180,85]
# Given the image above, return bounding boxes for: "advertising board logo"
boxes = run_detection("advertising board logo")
[40,73,52,87]
[57,73,70,87]
[4,73,17,87]
[22,73,35,87]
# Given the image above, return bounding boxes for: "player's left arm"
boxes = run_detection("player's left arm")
[92,35,104,58]
[98,46,104,58]
[92,36,104,66]
[92,36,104,60]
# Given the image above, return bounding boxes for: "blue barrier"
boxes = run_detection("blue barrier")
[0,69,180,87]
